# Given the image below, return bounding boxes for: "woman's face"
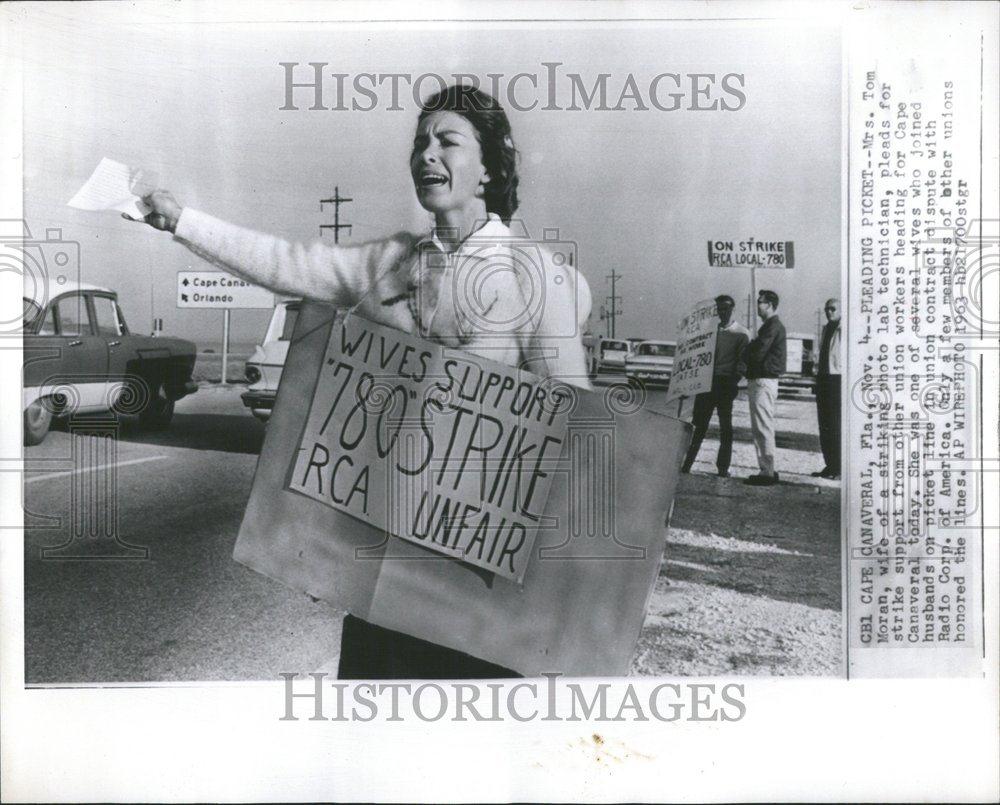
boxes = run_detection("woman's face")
[410,111,490,217]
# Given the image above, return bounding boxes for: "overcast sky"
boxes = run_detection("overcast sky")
[21,8,841,347]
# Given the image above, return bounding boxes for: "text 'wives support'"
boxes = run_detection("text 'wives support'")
[288,317,571,582]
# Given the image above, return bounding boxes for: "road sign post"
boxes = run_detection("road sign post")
[177,271,275,384]
[221,309,231,387]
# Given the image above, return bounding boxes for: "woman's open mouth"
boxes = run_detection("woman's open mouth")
[419,171,448,189]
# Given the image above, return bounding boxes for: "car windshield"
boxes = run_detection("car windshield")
[602,341,628,353]
[638,343,675,357]
[22,298,41,331]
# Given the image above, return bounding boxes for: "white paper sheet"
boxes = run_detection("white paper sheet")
[67,157,154,219]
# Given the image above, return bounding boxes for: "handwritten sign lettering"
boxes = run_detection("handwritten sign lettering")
[288,316,570,582]
[666,299,719,402]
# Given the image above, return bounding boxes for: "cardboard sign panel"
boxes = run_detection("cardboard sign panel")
[287,315,570,582]
[234,302,691,676]
[667,299,719,403]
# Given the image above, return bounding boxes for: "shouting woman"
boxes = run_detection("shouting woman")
[131,84,592,679]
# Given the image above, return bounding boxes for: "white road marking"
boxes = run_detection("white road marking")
[25,455,168,484]
[666,559,718,573]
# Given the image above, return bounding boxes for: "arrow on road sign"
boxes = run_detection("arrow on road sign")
[176,271,274,309]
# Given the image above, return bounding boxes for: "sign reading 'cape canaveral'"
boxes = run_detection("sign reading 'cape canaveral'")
[288,316,571,582]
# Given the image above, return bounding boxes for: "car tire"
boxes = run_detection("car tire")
[24,398,53,446]
[138,383,175,430]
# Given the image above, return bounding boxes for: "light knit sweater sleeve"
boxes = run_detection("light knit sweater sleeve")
[173,207,408,307]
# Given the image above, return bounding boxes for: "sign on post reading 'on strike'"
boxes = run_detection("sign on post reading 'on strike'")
[666,299,719,404]
[707,239,795,268]
[287,315,570,583]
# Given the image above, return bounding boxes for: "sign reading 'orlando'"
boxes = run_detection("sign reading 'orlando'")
[288,315,570,583]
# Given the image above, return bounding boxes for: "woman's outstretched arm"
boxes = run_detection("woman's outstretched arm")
[131,190,406,307]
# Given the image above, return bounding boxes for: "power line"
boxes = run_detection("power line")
[319,187,353,244]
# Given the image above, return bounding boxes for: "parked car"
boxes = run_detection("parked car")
[594,338,632,376]
[241,298,300,421]
[625,340,677,387]
[22,282,198,445]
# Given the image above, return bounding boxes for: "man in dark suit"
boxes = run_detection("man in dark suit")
[812,298,842,480]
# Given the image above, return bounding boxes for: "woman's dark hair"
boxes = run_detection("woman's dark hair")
[417,84,519,224]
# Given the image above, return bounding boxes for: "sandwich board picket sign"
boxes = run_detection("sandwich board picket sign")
[667,299,719,409]
[234,302,691,675]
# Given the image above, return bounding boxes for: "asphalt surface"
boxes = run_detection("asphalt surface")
[24,385,343,683]
[24,378,840,683]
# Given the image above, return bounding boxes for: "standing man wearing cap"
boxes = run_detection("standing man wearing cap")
[812,298,842,480]
[744,289,787,486]
[681,295,750,477]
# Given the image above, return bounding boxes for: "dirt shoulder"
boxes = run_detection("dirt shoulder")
[632,393,842,676]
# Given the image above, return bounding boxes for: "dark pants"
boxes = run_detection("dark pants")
[682,376,739,473]
[814,375,841,473]
[337,614,522,680]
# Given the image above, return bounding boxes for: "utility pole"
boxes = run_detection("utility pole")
[320,186,353,243]
[605,270,622,339]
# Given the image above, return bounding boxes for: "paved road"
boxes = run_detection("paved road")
[24,378,838,683]
[24,386,343,683]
